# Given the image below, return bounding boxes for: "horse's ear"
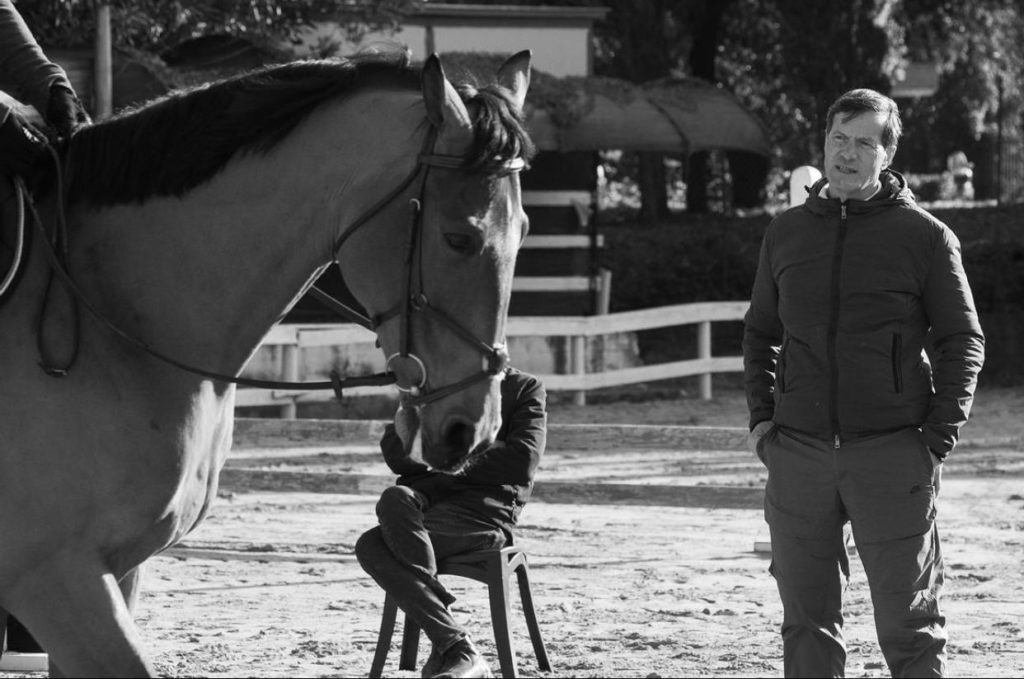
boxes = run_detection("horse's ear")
[422,53,471,130]
[496,50,531,114]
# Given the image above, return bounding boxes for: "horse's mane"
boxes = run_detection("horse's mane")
[65,51,534,206]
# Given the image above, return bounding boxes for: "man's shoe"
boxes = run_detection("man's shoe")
[429,638,492,678]
[421,645,443,678]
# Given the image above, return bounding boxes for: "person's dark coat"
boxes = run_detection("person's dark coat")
[379,367,546,535]
[743,169,984,457]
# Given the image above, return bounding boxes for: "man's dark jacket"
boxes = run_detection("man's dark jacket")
[379,367,547,535]
[743,169,984,457]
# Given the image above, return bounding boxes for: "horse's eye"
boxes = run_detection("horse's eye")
[444,232,476,254]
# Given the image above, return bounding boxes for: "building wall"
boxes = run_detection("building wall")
[296,4,605,78]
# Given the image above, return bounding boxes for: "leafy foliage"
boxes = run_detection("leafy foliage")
[436,51,642,127]
[18,0,415,53]
[600,204,1024,383]
[17,0,1024,208]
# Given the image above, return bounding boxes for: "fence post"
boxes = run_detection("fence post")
[572,334,586,406]
[280,344,299,419]
[698,320,712,400]
[596,267,612,316]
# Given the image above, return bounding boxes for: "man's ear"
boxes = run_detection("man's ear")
[883,144,897,169]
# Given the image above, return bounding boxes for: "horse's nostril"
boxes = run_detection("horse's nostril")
[442,421,474,459]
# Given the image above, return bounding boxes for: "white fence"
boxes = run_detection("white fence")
[236,300,750,414]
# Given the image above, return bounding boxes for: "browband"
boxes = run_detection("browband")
[417,154,526,174]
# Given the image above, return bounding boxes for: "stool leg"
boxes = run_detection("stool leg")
[399,614,421,671]
[488,573,518,678]
[516,564,551,672]
[369,595,398,678]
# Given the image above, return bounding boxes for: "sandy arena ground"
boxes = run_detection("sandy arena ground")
[4,388,1023,678]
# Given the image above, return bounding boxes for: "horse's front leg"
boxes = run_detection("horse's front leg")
[47,565,148,678]
[117,565,145,616]
[9,552,154,677]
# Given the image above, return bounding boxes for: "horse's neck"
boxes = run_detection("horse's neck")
[66,92,422,380]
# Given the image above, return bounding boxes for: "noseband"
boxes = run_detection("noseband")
[317,125,523,407]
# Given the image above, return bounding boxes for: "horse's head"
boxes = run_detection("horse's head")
[340,52,533,472]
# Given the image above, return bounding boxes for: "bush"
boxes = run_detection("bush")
[599,204,1024,384]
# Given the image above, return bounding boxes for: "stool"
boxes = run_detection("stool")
[369,545,551,678]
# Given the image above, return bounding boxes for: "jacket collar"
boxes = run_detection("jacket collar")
[804,169,914,216]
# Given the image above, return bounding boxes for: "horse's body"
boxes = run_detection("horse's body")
[0,51,532,675]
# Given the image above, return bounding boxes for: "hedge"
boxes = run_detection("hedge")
[599,204,1024,386]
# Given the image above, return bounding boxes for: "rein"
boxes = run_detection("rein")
[0,177,28,299]
[29,124,520,405]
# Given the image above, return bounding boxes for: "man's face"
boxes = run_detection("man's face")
[823,110,895,201]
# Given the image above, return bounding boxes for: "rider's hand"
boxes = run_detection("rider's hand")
[0,109,48,178]
[45,84,91,140]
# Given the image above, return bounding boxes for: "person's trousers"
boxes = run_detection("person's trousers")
[759,425,946,678]
[355,485,507,653]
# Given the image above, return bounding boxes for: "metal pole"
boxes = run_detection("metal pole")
[281,345,299,419]
[94,2,113,120]
[596,268,612,316]
[996,75,1004,206]
[572,335,586,406]
[698,320,712,400]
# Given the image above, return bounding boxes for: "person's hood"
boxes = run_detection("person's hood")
[804,168,915,217]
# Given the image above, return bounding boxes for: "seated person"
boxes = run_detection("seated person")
[355,367,546,679]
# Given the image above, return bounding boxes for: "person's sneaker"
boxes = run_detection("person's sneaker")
[421,645,444,678]
[429,638,492,678]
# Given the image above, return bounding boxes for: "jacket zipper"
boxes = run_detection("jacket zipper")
[778,336,789,392]
[828,203,849,448]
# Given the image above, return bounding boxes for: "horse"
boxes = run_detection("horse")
[0,49,533,676]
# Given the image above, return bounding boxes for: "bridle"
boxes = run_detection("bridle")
[313,124,523,406]
[27,121,524,405]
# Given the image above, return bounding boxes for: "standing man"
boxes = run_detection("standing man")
[356,367,546,678]
[743,88,984,678]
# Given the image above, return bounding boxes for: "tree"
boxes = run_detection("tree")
[17,0,417,55]
[895,0,1024,200]
[424,0,752,219]
[589,0,697,221]
[718,0,901,176]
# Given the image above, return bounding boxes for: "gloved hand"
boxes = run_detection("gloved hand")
[0,109,48,178]
[45,83,91,140]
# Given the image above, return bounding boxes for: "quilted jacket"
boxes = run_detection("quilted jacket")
[743,169,984,457]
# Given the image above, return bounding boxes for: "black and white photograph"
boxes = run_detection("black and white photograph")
[1,1,1021,677]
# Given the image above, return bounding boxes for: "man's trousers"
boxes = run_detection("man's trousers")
[759,425,946,678]
[355,485,507,654]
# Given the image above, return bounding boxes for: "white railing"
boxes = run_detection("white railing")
[236,300,749,414]
[510,301,749,404]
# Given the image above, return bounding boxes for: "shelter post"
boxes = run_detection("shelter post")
[93,2,113,119]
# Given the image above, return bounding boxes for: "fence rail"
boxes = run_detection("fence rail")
[237,300,750,413]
